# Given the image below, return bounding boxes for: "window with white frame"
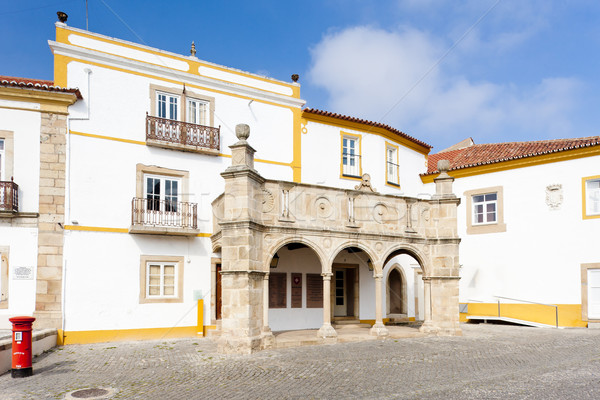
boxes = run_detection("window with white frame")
[342,135,360,177]
[472,193,497,224]
[157,92,179,120]
[146,262,177,298]
[386,145,399,185]
[139,255,184,303]
[144,174,181,225]
[187,98,209,126]
[585,178,600,217]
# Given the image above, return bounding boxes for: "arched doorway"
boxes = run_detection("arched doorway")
[388,267,406,315]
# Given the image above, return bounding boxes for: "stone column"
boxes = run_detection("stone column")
[261,273,274,349]
[217,124,268,354]
[317,272,337,339]
[422,277,432,324]
[370,273,389,337]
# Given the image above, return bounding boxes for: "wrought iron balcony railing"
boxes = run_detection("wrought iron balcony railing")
[131,197,198,230]
[0,180,18,212]
[146,113,220,152]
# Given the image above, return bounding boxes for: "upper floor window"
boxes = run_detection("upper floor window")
[386,144,399,186]
[464,186,506,235]
[473,193,497,224]
[145,174,181,214]
[583,176,600,219]
[187,98,208,126]
[341,133,361,178]
[157,92,179,120]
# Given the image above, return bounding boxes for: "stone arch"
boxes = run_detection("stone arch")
[382,244,430,277]
[327,241,377,273]
[386,264,407,315]
[264,236,327,272]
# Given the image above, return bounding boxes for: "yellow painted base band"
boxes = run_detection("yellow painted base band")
[59,326,205,345]
[463,303,586,327]
[197,299,204,336]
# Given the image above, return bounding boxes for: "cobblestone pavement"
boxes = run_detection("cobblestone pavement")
[1,323,600,399]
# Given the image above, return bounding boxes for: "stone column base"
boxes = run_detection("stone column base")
[369,323,389,337]
[317,323,337,339]
[261,327,275,350]
[32,311,62,330]
[218,335,263,354]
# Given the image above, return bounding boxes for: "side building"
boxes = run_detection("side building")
[0,76,80,330]
[422,137,600,328]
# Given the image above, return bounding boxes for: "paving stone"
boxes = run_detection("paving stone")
[1,323,600,399]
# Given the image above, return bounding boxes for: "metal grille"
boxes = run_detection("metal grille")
[131,197,197,229]
[146,113,220,151]
[0,180,18,212]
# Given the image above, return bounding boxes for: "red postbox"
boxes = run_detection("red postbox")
[9,316,35,378]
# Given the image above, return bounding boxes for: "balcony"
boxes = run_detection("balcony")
[0,180,18,214]
[146,114,220,155]
[129,197,199,236]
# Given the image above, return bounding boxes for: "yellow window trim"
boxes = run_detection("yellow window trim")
[420,146,600,184]
[384,141,400,188]
[582,174,600,220]
[340,131,363,181]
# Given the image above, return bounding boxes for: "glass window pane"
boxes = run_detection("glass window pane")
[149,264,160,274]
[486,203,496,213]
[336,298,343,305]
[149,286,160,295]
[164,265,175,275]
[485,193,497,201]
[473,195,484,203]
[164,286,175,296]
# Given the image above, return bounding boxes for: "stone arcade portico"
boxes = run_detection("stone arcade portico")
[211,125,461,354]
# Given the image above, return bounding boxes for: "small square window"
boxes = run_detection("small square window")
[464,186,506,235]
[139,256,184,303]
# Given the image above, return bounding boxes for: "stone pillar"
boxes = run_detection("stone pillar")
[369,273,389,337]
[422,278,432,325]
[317,272,337,339]
[433,160,454,200]
[34,112,67,330]
[261,273,274,349]
[217,124,268,354]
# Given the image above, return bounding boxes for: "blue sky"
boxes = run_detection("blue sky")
[2,0,600,150]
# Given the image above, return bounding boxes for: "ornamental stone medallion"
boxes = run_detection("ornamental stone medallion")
[545,184,563,210]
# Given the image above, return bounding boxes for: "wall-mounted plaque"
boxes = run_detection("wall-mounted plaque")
[13,266,33,280]
[291,273,302,308]
[306,273,323,308]
[269,273,286,308]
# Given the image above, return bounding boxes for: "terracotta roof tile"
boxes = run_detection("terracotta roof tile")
[0,76,82,99]
[303,108,432,150]
[424,136,600,175]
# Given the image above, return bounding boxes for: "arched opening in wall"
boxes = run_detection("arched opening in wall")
[267,242,323,332]
[387,267,407,316]
[330,246,373,322]
[383,248,426,323]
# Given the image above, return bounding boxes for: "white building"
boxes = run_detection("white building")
[422,137,600,328]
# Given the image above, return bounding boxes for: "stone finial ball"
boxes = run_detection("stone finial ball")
[235,124,250,141]
[437,159,450,172]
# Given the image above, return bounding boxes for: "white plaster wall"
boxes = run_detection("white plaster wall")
[0,227,38,329]
[62,231,212,331]
[332,249,376,320]
[66,62,295,165]
[301,120,428,196]
[424,154,600,306]
[268,247,323,331]
[0,108,41,212]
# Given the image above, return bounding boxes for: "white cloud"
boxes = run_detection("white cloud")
[307,25,581,147]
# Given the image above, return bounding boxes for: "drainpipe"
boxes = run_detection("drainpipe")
[62,67,92,338]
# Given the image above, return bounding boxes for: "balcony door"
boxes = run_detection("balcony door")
[144,174,181,226]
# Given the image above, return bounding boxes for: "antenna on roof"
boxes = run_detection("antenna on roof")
[86,0,89,30]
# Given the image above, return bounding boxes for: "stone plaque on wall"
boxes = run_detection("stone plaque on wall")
[306,273,323,308]
[13,266,33,280]
[291,273,302,308]
[269,273,286,308]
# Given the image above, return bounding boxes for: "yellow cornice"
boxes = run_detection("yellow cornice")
[55,25,300,99]
[0,87,78,114]
[302,113,430,155]
[420,145,600,183]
